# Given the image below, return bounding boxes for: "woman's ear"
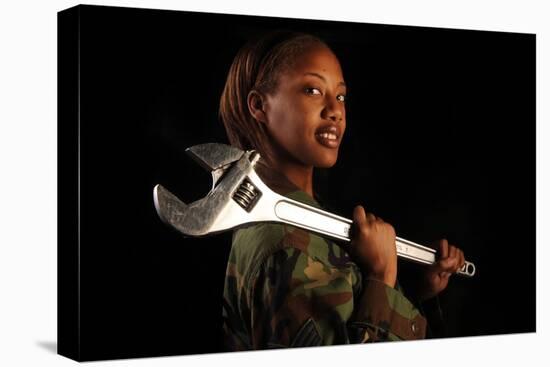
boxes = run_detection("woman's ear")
[247,90,268,125]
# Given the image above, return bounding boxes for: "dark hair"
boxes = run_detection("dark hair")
[219,31,329,165]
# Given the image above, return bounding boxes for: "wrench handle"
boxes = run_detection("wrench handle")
[272,197,476,277]
[274,199,352,240]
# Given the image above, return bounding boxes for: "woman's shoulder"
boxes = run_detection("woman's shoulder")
[230,222,290,270]
[231,222,353,276]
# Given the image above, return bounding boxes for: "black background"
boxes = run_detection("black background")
[65,4,534,361]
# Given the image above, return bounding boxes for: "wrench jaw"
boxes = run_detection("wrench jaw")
[153,184,201,236]
[154,183,237,237]
[153,145,264,237]
[186,143,247,192]
[186,143,245,172]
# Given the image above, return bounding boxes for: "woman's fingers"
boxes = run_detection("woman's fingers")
[353,205,380,225]
[365,212,376,223]
[458,249,465,272]
[434,241,467,274]
[449,244,457,259]
[433,256,457,274]
[438,238,449,259]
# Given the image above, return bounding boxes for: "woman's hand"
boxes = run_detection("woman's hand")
[416,238,465,302]
[349,205,398,288]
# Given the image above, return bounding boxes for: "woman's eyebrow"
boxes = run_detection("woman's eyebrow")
[303,72,346,88]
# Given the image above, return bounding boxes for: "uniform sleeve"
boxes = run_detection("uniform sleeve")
[246,246,426,348]
[416,295,446,338]
[348,278,427,342]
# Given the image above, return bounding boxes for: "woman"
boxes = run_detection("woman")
[219,31,464,350]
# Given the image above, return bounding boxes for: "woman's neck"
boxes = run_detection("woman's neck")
[271,160,314,197]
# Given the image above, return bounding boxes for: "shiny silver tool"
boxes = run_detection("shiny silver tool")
[153,143,476,277]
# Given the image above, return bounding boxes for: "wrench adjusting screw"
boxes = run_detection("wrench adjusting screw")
[233,178,262,212]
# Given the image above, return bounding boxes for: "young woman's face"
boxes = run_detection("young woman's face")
[263,46,347,168]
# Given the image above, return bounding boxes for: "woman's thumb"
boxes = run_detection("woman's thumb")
[353,205,367,225]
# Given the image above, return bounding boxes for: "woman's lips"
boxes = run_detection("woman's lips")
[315,125,340,148]
[315,132,339,148]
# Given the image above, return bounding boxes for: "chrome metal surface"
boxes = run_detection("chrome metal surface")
[153,143,476,277]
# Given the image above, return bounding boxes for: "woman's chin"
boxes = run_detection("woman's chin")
[314,153,338,168]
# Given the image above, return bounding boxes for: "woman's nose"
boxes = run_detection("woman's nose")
[322,97,344,122]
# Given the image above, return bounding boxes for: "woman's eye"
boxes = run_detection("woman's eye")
[305,87,322,95]
[337,94,346,102]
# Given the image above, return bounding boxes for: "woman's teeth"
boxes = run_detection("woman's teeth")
[316,133,338,140]
[315,132,339,148]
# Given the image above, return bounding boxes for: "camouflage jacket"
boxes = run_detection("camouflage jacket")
[222,164,427,350]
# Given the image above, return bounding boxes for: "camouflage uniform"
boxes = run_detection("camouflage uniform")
[222,163,427,350]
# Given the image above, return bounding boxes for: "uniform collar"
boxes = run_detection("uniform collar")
[255,159,322,209]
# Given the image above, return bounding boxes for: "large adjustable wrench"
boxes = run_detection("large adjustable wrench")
[153,143,476,277]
